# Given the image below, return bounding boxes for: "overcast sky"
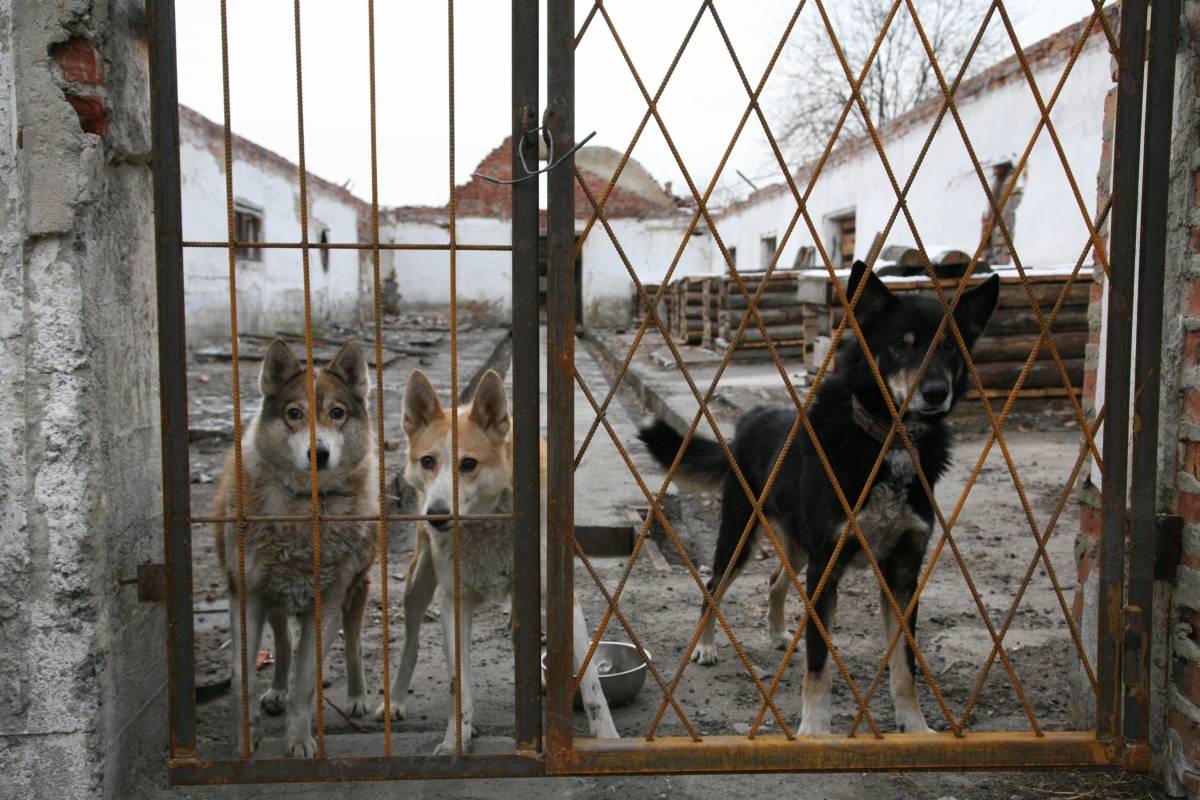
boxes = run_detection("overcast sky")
[175,1,1105,210]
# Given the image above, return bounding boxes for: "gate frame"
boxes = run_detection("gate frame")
[147,0,1175,784]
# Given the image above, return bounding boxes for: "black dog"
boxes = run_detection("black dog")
[639,260,998,734]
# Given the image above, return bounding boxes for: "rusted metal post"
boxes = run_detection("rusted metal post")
[545,0,576,764]
[147,0,197,761]
[1098,0,1148,742]
[511,0,543,753]
[1125,0,1180,744]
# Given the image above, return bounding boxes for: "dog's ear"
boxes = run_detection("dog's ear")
[403,370,444,438]
[326,340,370,400]
[844,260,893,326]
[952,273,1000,351]
[468,370,510,441]
[259,338,303,397]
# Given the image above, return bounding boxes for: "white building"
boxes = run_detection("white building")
[711,11,1113,275]
[177,10,1112,344]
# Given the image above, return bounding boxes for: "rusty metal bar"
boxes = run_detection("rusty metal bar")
[511,0,542,754]
[170,751,545,784]
[555,733,1129,775]
[180,241,511,252]
[545,0,575,763]
[1098,0,1148,742]
[1125,0,1181,743]
[147,0,197,760]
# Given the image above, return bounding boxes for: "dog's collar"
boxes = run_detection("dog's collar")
[850,395,927,449]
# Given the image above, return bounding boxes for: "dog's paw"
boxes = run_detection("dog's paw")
[769,629,793,651]
[691,643,718,666]
[287,734,317,758]
[373,699,407,721]
[433,725,473,756]
[259,688,287,716]
[346,694,370,718]
[796,716,832,736]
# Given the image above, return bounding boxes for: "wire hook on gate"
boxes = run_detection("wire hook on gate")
[472,125,597,185]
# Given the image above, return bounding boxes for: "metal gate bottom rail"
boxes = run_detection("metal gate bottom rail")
[168,733,1148,784]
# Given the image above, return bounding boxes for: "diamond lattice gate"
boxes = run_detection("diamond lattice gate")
[148,0,1179,784]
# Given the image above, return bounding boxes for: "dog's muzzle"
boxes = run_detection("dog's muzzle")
[426,503,451,531]
[309,445,331,470]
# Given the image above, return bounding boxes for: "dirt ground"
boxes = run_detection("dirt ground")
[181,324,1165,799]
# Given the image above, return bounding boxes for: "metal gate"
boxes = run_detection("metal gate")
[148,0,1180,784]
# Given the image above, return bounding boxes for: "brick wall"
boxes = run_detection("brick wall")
[1078,5,1200,796]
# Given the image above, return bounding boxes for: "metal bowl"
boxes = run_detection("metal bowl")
[541,641,651,709]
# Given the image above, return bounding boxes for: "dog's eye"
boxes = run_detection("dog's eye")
[286,407,303,421]
[460,458,477,473]
[419,455,436,470]
[329,406,346,421]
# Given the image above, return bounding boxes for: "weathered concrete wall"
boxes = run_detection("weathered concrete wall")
[0,2,166,798]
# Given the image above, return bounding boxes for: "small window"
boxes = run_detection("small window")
[727,246,737,269]
[829,212,856,266]
[234,202,263,262]
[319,228,330,272]
[760,235,778,269]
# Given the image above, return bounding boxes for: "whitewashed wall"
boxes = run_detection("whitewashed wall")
[180,117,366,344]
[581,217,713,326]
[385,218,513,318]
[714,36,1111,272]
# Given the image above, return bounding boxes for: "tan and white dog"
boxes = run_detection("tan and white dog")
[375,369,618,753]
[213,339,377,757]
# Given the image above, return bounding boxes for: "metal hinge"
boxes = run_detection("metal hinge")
[1154,514,1183,581]
[116,563,168,603]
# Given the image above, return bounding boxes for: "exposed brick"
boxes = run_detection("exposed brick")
[1189,442,1200,482]
[1083,367,1097,404]
[50,36,102,86]
[64,94,106,137]
[1194,169,1200,207]
[1169,707,1200,765]
[1189,331,1200,367]
[1182,492,1200,527]
[1190,280,1200,317]
[1192,225,1200,256]
[1186,392,1200,425]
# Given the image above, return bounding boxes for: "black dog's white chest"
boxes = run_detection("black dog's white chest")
[845,450,929,566]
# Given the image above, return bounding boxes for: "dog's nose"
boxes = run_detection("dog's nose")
[921,383,949,407]
[310,446,330,469]
[426,504,451,531]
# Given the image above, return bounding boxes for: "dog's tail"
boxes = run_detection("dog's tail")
[637,417,729,490]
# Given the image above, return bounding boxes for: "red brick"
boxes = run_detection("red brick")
[1188,331,1200,366]
[1187,442,1200,480]
[1180,492,1200,526]
[50,37,102,86]
[1186,393,1200,425]
[1184,553,1200,571]
[1189,280,1200,316]
[1192,226,1200,256]
[1194,169,1200,208]
[1083,367,1097,404]
[64,94,106,137]
[1169,707,1200,765]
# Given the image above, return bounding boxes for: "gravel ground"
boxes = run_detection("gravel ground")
[178,326,1164,799]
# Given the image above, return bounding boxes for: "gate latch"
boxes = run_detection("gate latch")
[117,563,168,604]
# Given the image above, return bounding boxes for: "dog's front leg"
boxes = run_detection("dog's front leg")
[573,598,618,738]
[228,588,267,754]
[286,604,341,757]
[342,574,370,717]
[798,563,838,736]
[260,609,290,716]
[882,537,932,734]
[376,533,436,722]
[434,590,476,755]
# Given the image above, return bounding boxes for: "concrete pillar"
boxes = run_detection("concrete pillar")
[0,2,166,797]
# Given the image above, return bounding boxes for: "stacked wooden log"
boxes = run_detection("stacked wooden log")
[797,269,1092,399]
[665,275,719,345]
[714,270,805,360]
